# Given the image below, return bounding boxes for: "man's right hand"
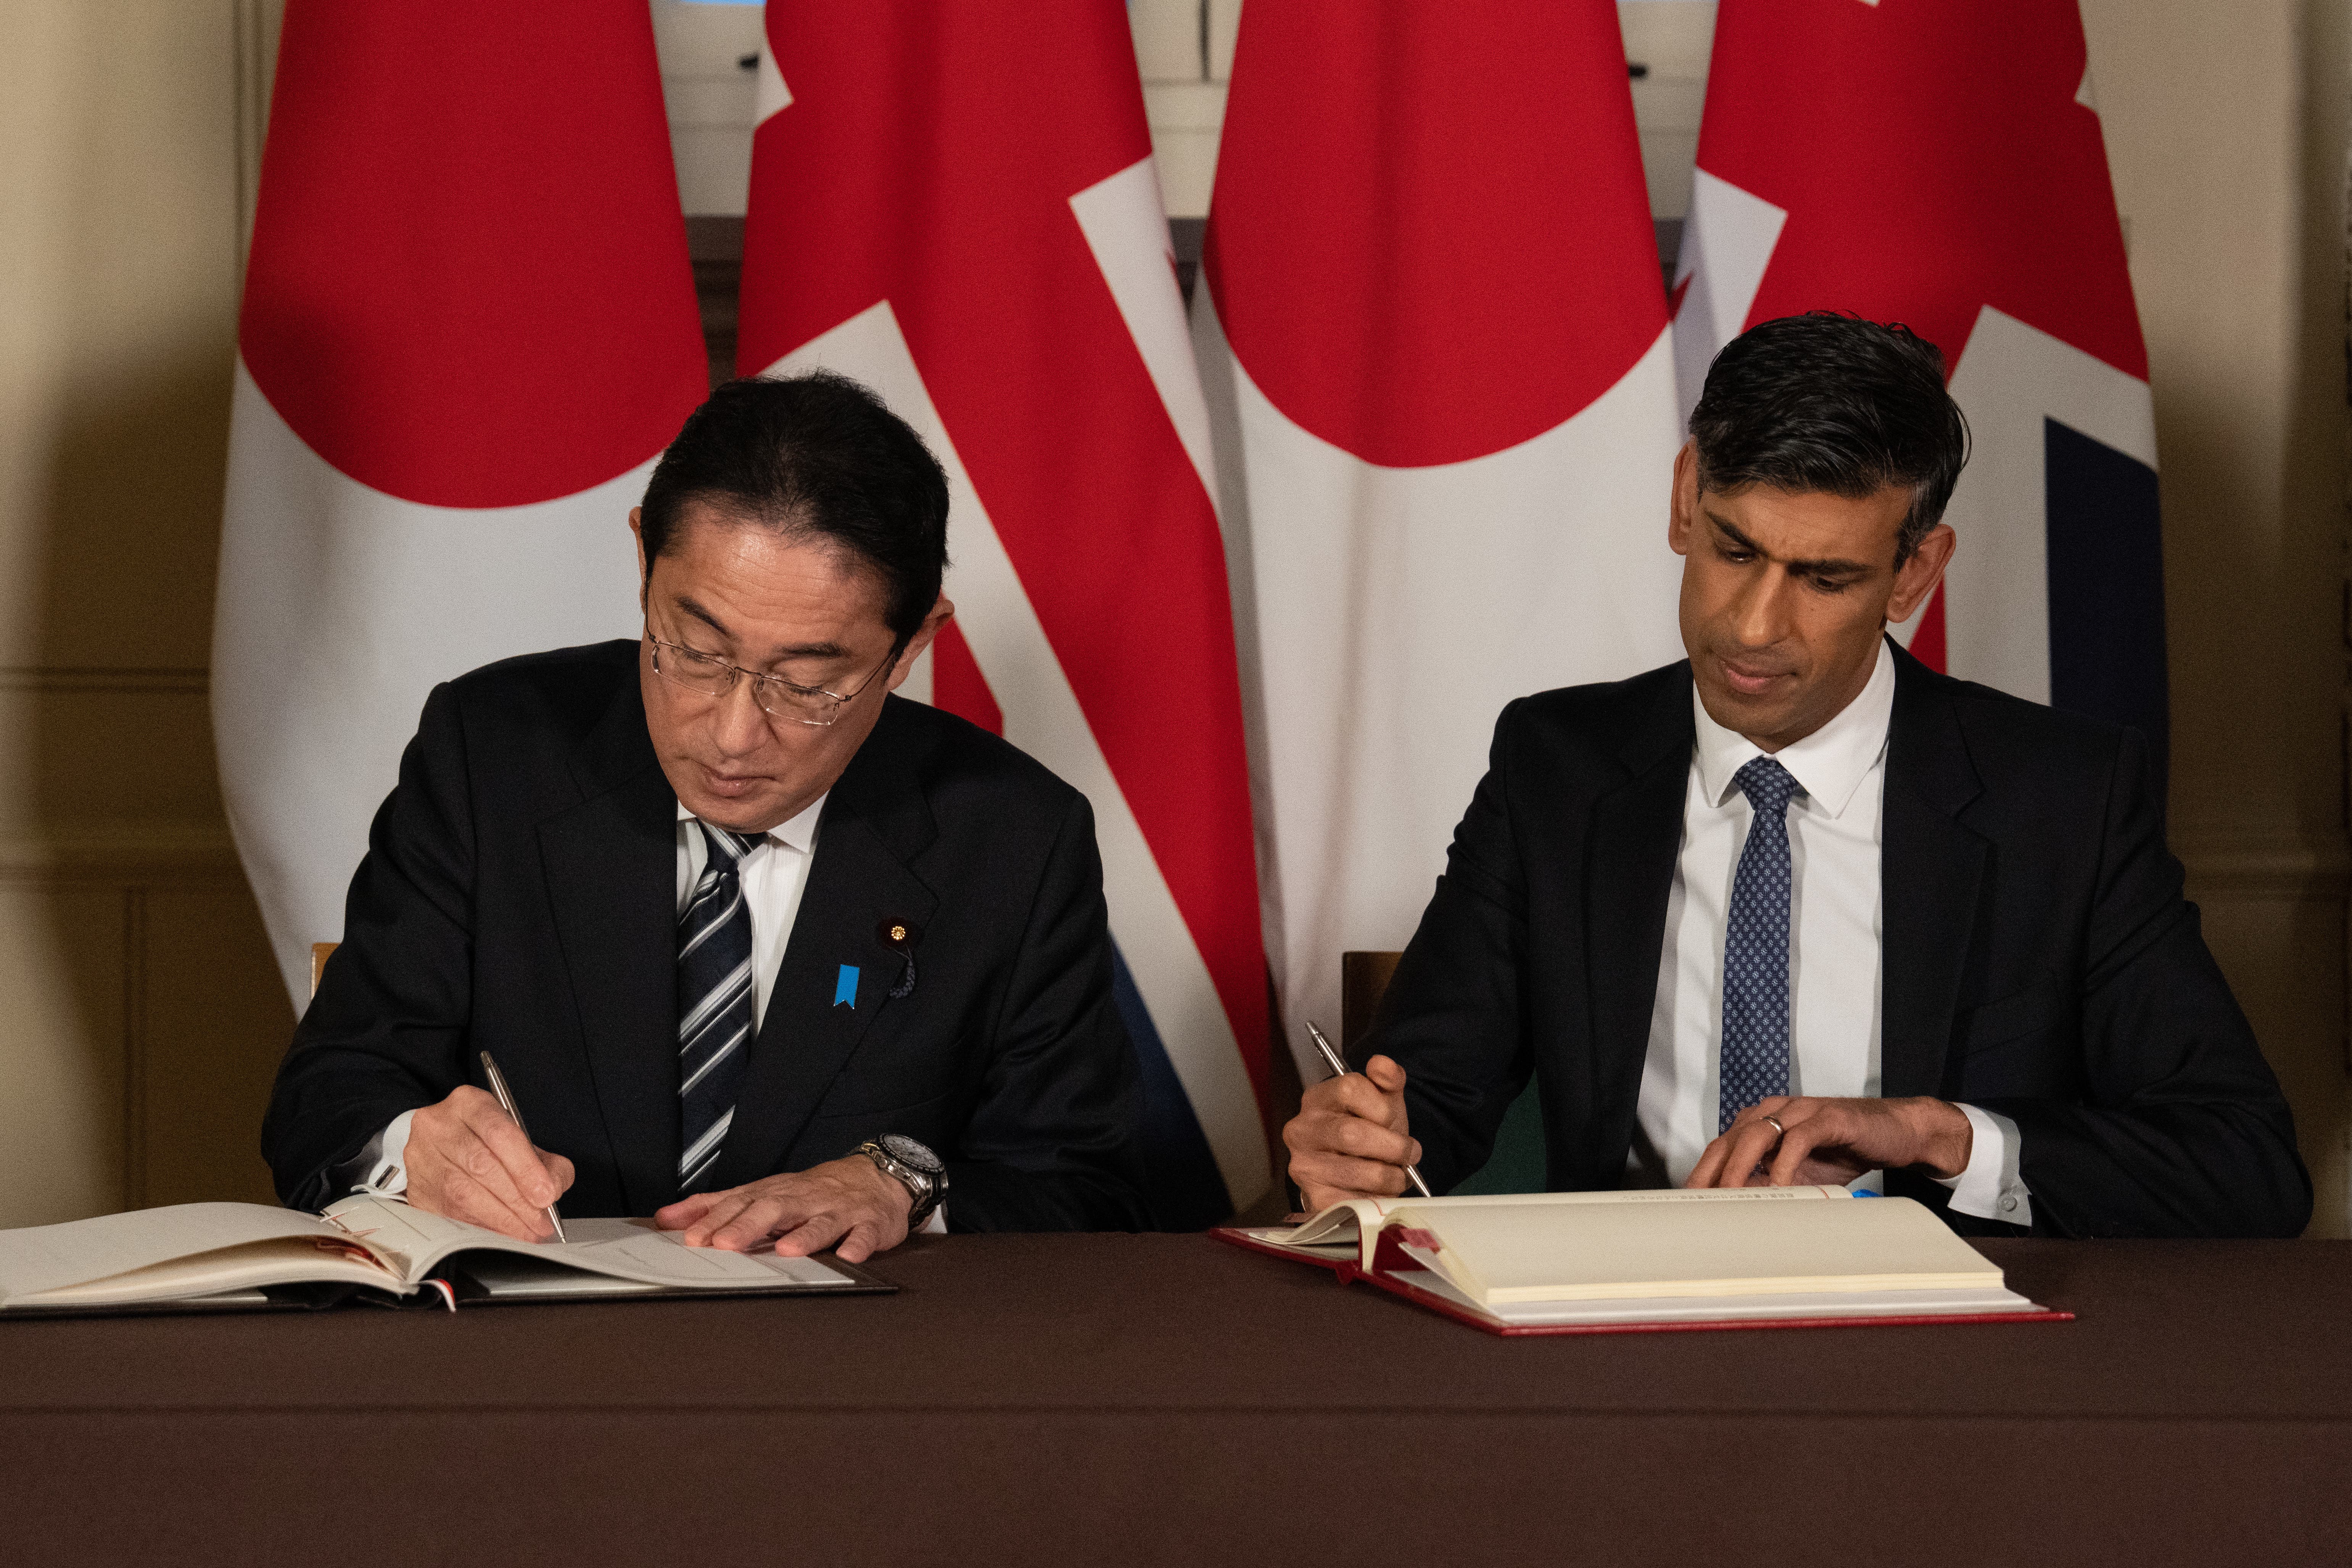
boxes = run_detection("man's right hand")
[403,1085,576,1240]
[1281,1054,1422,1213]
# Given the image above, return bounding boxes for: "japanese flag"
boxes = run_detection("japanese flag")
[217,1,708,1001]
[1196,0,1687,1069]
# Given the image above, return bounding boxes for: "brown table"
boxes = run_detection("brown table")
[2,1234,2346,1565]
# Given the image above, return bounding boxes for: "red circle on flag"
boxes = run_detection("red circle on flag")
[239,4,707,509]
[1203,3,1667,470]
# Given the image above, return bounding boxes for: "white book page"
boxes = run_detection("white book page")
[0,1203,344,1304]
[1244,1184,1855,1270]
[1389,1267,2041,1327]
[10,1238,406,1309]
[322,1200,851,1289]
[463,1220,853,1294]
[547,1218,852,1288]
[1398,1196,2002,1305]
[323,1196,530,1281]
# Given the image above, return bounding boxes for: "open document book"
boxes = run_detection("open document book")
[0,1196,889,1317]
[1214,1186,2068,1335]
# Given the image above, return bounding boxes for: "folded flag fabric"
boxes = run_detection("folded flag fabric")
[1196,0,1687,1063]
[1673,0,2166,762]
[737,0,1275,1224]
[217,0,707,1001]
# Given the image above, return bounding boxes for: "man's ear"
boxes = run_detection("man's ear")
[628,506,649,613]
[1668,440,1699,557]
[1887,523,1956,625]
[885,595,956,694]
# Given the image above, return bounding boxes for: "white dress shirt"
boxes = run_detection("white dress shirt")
[675,794,826,1032]
[1628,639,2032,1225]
[348,790,964,1235]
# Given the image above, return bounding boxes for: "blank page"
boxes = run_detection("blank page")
[0,1204,334,1304]
[11,1238,401,1309]
[1395,1195,2000,1304]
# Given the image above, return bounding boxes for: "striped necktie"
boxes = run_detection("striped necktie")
[1719,756,1804,1132]
[678,820,757,1192]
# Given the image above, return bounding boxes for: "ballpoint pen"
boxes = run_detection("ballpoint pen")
[480,1051,567,1242]
[1304,1019,1434,1198]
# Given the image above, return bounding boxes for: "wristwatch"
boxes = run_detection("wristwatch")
[855,1134,947,1230]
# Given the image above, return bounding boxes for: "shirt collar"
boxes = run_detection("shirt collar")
[677,791,828,855]
[1691,638,1894,820]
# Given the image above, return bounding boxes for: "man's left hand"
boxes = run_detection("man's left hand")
[654,1155,913,1263]
[1685,1096,1972,1190]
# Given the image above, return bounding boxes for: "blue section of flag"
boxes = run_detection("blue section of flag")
[2045,417,2168,784]
[1109,940,1232,1230]
[833,964,858,1007]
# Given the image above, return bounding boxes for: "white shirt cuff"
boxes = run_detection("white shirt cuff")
[352,1109,416,1198]
[921,1204,948,1235]
[1935,1103,2031,1227]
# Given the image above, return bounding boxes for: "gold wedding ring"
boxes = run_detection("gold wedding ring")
[1762,1115,1786,1139]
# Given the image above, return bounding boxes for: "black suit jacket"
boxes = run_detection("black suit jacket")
[262,641,1149,1231]
[1371,642,2311,1239]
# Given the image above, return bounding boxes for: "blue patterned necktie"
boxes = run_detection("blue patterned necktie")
[678,821,758,1192]
[1720,756,1804,1132]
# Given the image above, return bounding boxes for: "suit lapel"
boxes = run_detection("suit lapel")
[538,675,681,1215]
[707,698,941,1189]
[1584,666,1696,1156]
[1879,645,1988,1099]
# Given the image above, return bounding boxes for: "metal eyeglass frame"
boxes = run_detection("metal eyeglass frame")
[647,635,902,728]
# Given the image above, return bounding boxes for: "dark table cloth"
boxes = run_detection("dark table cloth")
[1,1234,2345,1565]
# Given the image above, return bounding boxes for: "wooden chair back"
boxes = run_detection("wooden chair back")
[1339,950,1403,1053]
[1340,946,1549,1193]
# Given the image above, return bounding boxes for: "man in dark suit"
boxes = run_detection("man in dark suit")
[1284,313,2310,1239]
[264,373,1148,1259]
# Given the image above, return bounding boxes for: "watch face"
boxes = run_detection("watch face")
[880,1133,944,1175]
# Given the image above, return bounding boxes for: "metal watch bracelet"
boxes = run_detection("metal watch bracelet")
[855,1138,943,1230]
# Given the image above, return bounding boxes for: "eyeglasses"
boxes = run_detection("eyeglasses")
[647,636,900,728]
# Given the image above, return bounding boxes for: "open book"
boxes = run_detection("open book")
[1217,1186,2065,1334]
[0,1196,888,1316]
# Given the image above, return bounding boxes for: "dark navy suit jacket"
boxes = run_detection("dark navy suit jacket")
[1368,642,2310,1239]
[263,640,1149,1230]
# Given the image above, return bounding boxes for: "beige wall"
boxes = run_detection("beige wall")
[2079,0,2352,1233]
[0,0,2343,1232]
[0,0,289,1226]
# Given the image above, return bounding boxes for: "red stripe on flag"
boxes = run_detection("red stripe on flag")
[741,3,1271,1098]
[1701,0,2146,381]
[928,620,1003,737]
[1908,585,1948,674]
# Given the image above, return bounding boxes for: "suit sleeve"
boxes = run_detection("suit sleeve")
[942,791,1150,1233]
[1975,729,2312,1239]
[1364,701,1536,1193]
[259,681,478,1211]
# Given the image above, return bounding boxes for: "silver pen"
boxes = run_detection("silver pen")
[479,1051,567,1242]
[1304,1019,1434,1198]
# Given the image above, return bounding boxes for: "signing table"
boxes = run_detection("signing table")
[2,1234,2346,1565]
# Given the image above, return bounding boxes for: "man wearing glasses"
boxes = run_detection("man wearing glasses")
[262,373,1149,1259]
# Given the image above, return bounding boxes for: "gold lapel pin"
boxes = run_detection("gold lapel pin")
[877,918,920,999]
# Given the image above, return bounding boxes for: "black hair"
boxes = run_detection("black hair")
[1688,312,1969,567]
[638,372,949,644]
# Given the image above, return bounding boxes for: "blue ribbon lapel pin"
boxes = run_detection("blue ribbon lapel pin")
[833,964,859,1008]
